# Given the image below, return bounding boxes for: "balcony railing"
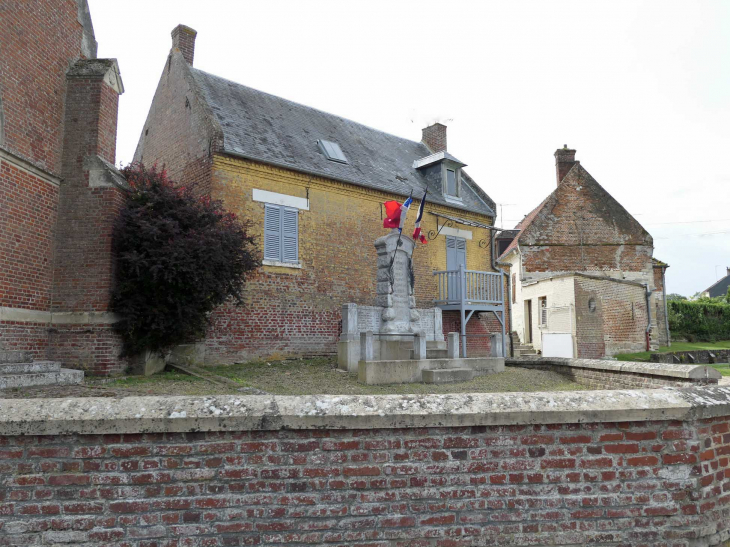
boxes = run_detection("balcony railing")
[433,265,504,306]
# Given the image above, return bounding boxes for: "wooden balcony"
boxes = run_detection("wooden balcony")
[433,265,507,357]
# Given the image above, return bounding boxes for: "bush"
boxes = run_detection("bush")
[112,164,258,356]
[668,299,730,342]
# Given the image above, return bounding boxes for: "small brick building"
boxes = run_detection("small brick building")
[0,0,128,375]
[135,26,507,364]
[499,147,670,358]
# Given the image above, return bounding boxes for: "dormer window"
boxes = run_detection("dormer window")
[446,168,458,197]
[412,151,466,202]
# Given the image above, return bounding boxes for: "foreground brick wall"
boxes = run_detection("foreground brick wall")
[0,417,728,546]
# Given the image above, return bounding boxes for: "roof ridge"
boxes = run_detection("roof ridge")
[191,68,428,150]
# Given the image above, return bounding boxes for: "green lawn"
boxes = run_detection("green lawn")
[615,341,730,376]
[615,341,730,362]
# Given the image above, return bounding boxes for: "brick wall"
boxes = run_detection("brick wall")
[0,159,58,311]
[1,417,728,546]
[0,0,87,174]
[133,49,220,194]
[442,311,503,357]
[574,276,648,358]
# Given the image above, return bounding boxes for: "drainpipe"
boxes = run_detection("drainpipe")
[644,285,655,351]
[661,266,671,348]
[491,230,509,358]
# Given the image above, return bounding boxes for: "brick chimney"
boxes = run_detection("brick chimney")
[422,123,447,153]
[554,145,577,185]
[171,25,197,65]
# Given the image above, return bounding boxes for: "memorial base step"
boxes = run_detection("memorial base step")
[0,351,34,364]
[422,368,475,384]
[0,361,61,375]
[0,369,84,390]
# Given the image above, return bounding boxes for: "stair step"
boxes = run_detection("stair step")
[408,348,449,360]
[0,369,84,390]
[426,340,447,350]
[422,368,475,384]
[0,351,34,364]
[0,361,61,375]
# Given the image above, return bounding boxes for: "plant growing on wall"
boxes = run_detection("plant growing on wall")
[112,164,258,356]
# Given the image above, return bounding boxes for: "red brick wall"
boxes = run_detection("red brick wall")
[574,277,648,358]
[519,164,655,276]
[0,161,58,311]
[443,311,503,357]
[0,0,86,174]
[133,49,220,194]
[52,75,123,313]
[0,418,727,545]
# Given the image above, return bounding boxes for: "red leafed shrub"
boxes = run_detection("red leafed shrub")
[112,164,258,356]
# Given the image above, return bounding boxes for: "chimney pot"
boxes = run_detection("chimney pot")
[171,25,197,65]
[422,123,447,153]
[554,146,577,185]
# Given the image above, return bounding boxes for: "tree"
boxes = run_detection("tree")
[111,164,258,356]
[666,293,687,302]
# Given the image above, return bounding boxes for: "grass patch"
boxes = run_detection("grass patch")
[204,358,590,395]
[615,341,730,362]
[107,370,201,387]
[98,369,239,396]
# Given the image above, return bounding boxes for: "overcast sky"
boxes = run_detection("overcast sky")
[93,0,730,297]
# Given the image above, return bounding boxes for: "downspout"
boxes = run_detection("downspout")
[644,285,655,351]
[662,266,671,348]
[491,230,510,358]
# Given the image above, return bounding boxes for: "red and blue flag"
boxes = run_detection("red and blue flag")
[412,190,428,244]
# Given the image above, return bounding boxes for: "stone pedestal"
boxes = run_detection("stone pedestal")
[374,231,419,334]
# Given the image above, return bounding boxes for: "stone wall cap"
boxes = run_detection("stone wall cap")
[509,357,722,380]
[1,387,729,436]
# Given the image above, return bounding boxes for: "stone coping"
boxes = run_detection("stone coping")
[508,357,722,380]
[1,387,730,435]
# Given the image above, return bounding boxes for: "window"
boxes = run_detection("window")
[317,139,348,164]
[446,168,457,196]
[264,204,298,264]
[539,297,547,326]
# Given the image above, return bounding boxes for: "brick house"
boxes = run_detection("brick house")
[499,147,670,358]
[135,25,507,363]
[0,0,128,375]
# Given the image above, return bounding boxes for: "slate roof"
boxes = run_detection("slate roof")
[190,69,495,217]
[704,273,730,298]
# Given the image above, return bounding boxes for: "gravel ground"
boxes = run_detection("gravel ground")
[0,360,593,399]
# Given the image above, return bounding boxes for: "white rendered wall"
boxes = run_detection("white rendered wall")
[520,275,576,353]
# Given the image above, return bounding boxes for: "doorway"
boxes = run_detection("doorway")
[525,299,533,344]
[446,236,466,301]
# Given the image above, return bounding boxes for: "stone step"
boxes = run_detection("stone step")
[0,368,84,390]
[427,340,447,350]
[0,350,34,364]
[0,361,61,375]
[422,368,475,384]
[409,348,449,360]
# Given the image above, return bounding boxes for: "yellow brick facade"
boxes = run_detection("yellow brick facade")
[211,155,496,309]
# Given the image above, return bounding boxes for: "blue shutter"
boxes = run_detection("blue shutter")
[456,237,466,268]
[446,236,457,270]
[264,204,281,261]
[281,207,298,263]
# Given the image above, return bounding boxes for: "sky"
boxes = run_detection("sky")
[92,0,730,297]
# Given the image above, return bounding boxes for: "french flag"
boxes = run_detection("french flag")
[383,195,413,231]
[412,190,428,244]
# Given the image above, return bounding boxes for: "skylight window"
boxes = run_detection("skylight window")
[317,139,348,164]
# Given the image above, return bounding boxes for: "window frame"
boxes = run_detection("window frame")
[442,162,461,199]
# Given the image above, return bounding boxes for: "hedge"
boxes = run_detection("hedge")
[668,299,730,342]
